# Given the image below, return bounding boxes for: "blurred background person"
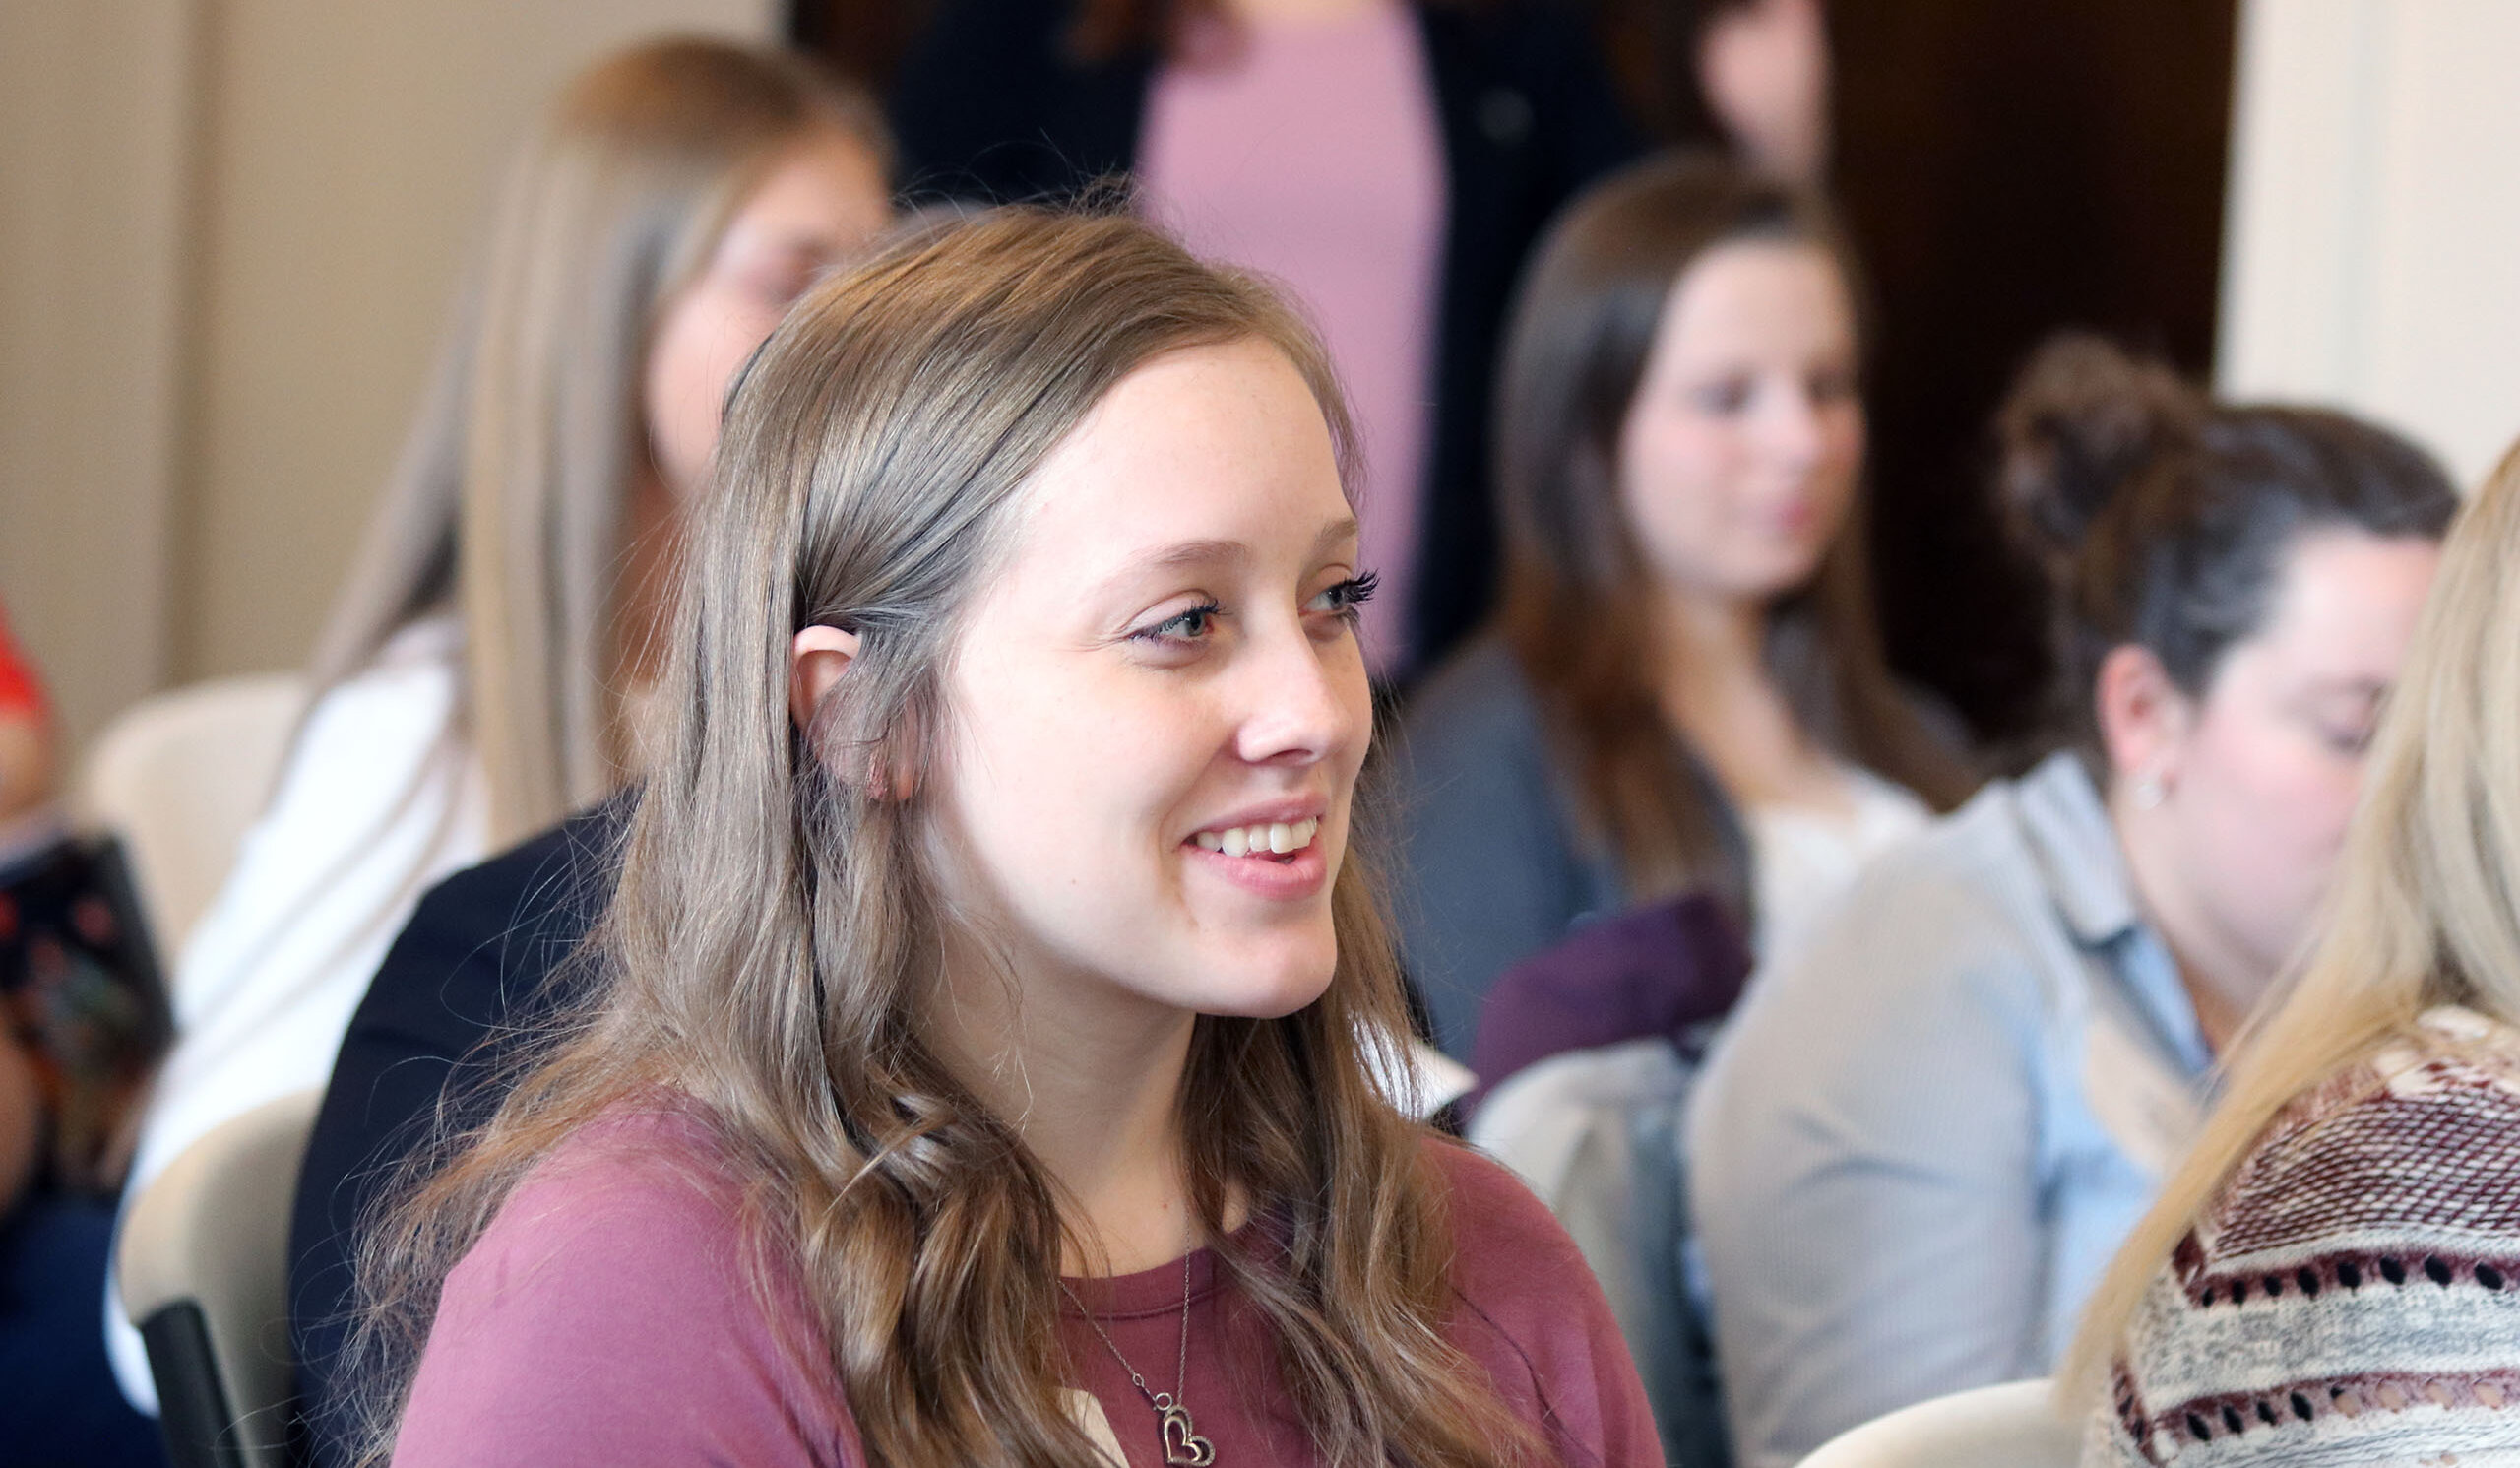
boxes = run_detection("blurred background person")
[1688,335,2458,1468]
[1592,0,1829,180]
[0,603,48,842]
[2068,438,2520,1466]
[888,0,1641,676]
[0,603,162,1466]
[815,0,2258,747]
[1395,153,1975,1058]
[104,36,895,1414]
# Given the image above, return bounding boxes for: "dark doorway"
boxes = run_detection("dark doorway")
[1827,0,2239,749]
[790,0,933,94]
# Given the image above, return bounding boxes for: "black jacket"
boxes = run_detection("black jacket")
[889,0,1641,670]
[286,802,625,1467]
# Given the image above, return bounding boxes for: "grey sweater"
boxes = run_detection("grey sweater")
[1389,635,1745,1058]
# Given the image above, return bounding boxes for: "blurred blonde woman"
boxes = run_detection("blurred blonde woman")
[2066,443,2520,1462]
[105,36,892,1411]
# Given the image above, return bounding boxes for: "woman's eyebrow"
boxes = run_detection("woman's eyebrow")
[1096,519,1360,592]
[1311,517,1362,557]
[1103,540,1248,588]
[1078,540,1246,622]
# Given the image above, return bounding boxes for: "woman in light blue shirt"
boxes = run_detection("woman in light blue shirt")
[1685,336,2458,1468]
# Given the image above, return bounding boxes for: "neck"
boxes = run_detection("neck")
[1646,583,1851,811]
[1650,580,1806,763]
[925,932,1208,1277]
[1652,582,1770,701]
[2110,794,2270,1054]
[1221,0,1374,28]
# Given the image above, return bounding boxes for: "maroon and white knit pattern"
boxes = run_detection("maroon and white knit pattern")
[2085,1006,2520,1466]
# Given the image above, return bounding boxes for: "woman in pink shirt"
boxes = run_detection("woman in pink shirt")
[346,209,1659,1468]
[893,0,1642,677]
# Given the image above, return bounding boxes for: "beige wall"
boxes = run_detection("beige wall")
[2220,0,2520,489]
[0,0,777,752]
[0,0,197,750]
[181,0,782,686]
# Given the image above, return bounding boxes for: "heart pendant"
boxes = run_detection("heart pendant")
[1159,1403,1216,1467]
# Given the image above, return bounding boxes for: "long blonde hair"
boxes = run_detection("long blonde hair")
[2063,439,2520,1401]
[309,37,889,846]
[346,207,1548,1468]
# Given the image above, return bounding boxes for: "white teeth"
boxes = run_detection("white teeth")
[1194,817,1323,860]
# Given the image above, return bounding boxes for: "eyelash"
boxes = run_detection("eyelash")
[2317,721,2375,756]
[1689,371,1858,415]
[1135,599,1225,645]
[1125,572,1380,647]
[1319,570,1378,624]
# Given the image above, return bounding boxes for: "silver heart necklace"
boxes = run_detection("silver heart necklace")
[1063,1252,1217,1467]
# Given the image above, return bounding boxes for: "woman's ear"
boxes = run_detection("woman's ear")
[2095,643,2191,800]
[789,625,861,735]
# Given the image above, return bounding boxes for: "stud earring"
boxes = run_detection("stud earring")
[2131,771,2167,810]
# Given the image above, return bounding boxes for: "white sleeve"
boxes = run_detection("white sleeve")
[104,627,488,1412]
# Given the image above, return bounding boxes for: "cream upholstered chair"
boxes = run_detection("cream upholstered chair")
[1796,1379,2080,1468]
[1468,1038,1727,1466]
[78,673,307,957]
[117,1088,324,1468]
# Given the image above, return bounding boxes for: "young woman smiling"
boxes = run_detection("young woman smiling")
[347,210,1659,1468]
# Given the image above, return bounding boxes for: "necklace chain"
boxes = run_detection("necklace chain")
[1062,1252,1191,1408]
[1062,1251,1211,1464]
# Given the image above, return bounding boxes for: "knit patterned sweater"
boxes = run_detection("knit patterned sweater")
[2086,1005,2520,1466]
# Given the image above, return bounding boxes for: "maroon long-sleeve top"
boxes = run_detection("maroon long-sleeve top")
[394,1102,1662,1467]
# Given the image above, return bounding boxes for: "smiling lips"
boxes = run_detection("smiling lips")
[1193,817,1321,860]
[1185,815,1330,900]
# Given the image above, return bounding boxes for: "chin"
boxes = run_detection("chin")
[1750,545,1832,596]
[1189,951,1339,1020]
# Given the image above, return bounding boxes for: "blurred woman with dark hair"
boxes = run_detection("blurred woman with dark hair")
[1595,0,1831,178]
[1688,335,2459,1467]
[2064,439,2520,1466]
[1395,152,1975,1057]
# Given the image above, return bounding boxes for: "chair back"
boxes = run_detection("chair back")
[1469,1038,1729,1467]
[78,673,307,955]
[117,1088,324,1468]
[1796,1379,2080,1468]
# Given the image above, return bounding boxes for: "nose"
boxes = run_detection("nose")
[1230,616,1366,769]
[1760,385,1828,474]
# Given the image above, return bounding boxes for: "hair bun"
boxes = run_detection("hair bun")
[1996,333,2205,561]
